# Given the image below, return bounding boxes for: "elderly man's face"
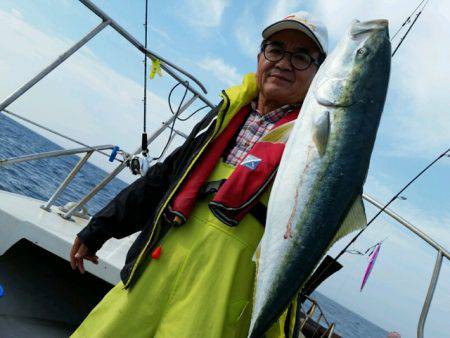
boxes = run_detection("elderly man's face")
[256,29,321,106]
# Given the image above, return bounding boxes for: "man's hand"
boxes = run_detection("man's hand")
[70,236,99,274]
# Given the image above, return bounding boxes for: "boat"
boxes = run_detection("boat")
[1,1,448,337]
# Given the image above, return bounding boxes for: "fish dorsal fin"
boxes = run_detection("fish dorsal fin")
[261,121,295,143]
[330,194,367,246]
[312,110,330,156]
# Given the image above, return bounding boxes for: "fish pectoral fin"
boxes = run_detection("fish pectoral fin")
[312,111,330,156]
[331,194,367,246]
[260,121,295,143]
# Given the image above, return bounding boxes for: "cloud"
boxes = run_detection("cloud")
[0,8,173,181]
[265,0,299,26]
[234,0,302,59]
[149,24,171,41]
[234,5,261,59]
[309,0,450,159]
[10,8,23,19]
[321,173,450,337]
[198,57,242,87]
[178,0,229,28]
[364,175,450,249]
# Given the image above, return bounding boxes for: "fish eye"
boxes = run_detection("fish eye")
[357,48,368,56]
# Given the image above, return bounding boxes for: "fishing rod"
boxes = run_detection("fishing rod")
[391,0,431,56]
[390,0,427,41]
[302,146,450,302]
[131,0,210,168]
[335,147,449,262]
[141,0,149,155]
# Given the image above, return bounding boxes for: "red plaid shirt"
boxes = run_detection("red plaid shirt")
[224,101,300,166]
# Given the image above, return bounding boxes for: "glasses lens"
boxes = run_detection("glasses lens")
[264,44,284,62]
[291,52,311,70]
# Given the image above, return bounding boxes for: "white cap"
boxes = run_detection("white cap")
[262,11,329,55]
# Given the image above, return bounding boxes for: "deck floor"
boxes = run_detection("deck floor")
[0,240,112,338]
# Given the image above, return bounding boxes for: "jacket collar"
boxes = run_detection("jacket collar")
[217,73,259,134]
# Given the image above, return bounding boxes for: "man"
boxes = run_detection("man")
[70,11,328,338]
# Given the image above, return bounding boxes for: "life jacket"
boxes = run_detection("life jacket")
[169,104,300,226]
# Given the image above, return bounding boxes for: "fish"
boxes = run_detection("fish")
[248,19,391,337]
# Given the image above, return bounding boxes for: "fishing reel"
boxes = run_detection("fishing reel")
[109,146,153,177]
[127,153,153,176]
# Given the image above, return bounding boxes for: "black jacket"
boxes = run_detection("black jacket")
[78,100,227,288]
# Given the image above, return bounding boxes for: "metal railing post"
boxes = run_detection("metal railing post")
[362,194,450,260]
[41,150,94,211]
[0,21,109,111]
[2,109,120,161]
[417,250,444,338]
[62,158,129,219]
[0,145,114,167]
[60,93,199,219]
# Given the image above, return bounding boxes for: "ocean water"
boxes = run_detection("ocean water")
[0,113,127,215]
[309,292,388,338]
[0,113,389,337]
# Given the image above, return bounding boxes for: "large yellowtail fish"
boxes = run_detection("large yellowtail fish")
[249,19,391,337]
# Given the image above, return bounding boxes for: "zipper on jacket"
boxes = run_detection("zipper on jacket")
[123,92,230,288]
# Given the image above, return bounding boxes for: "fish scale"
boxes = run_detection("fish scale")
[248,19,391,337]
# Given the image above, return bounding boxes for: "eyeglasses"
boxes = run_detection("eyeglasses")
[262,43,321,70]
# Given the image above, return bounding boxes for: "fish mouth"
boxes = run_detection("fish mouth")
[315,77,356,108]
[350,19,389,37]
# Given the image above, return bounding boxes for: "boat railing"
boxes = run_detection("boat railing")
[0,2,448,337]
[0,144,120,219]
[0,0,215,113]
[300,295,336,337]
[0,0,215,219]
[362,195,449,338]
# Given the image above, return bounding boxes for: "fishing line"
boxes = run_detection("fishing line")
[345,237,388,256]
[335,147,449,262]
[152,80,210,161]
[390,0,427,40]
[175,104,209,121]
[153,81,190,160]
[141,0,149,155]
[391,0,432,57]
[167,82,209,121]
[345,243,379,256]
[302,147,449,298]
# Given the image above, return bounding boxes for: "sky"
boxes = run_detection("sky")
[0,0,449,336]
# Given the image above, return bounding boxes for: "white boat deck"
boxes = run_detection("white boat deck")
[0,189,136,285]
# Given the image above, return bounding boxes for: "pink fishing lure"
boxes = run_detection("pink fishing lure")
[360,242,382,291]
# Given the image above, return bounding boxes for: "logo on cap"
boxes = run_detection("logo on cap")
[284,15,317,31]
[241,155,261,170]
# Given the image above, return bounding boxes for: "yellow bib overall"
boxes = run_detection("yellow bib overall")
[71,159,298,338]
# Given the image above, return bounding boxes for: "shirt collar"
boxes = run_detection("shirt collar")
[251,100,301,123]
